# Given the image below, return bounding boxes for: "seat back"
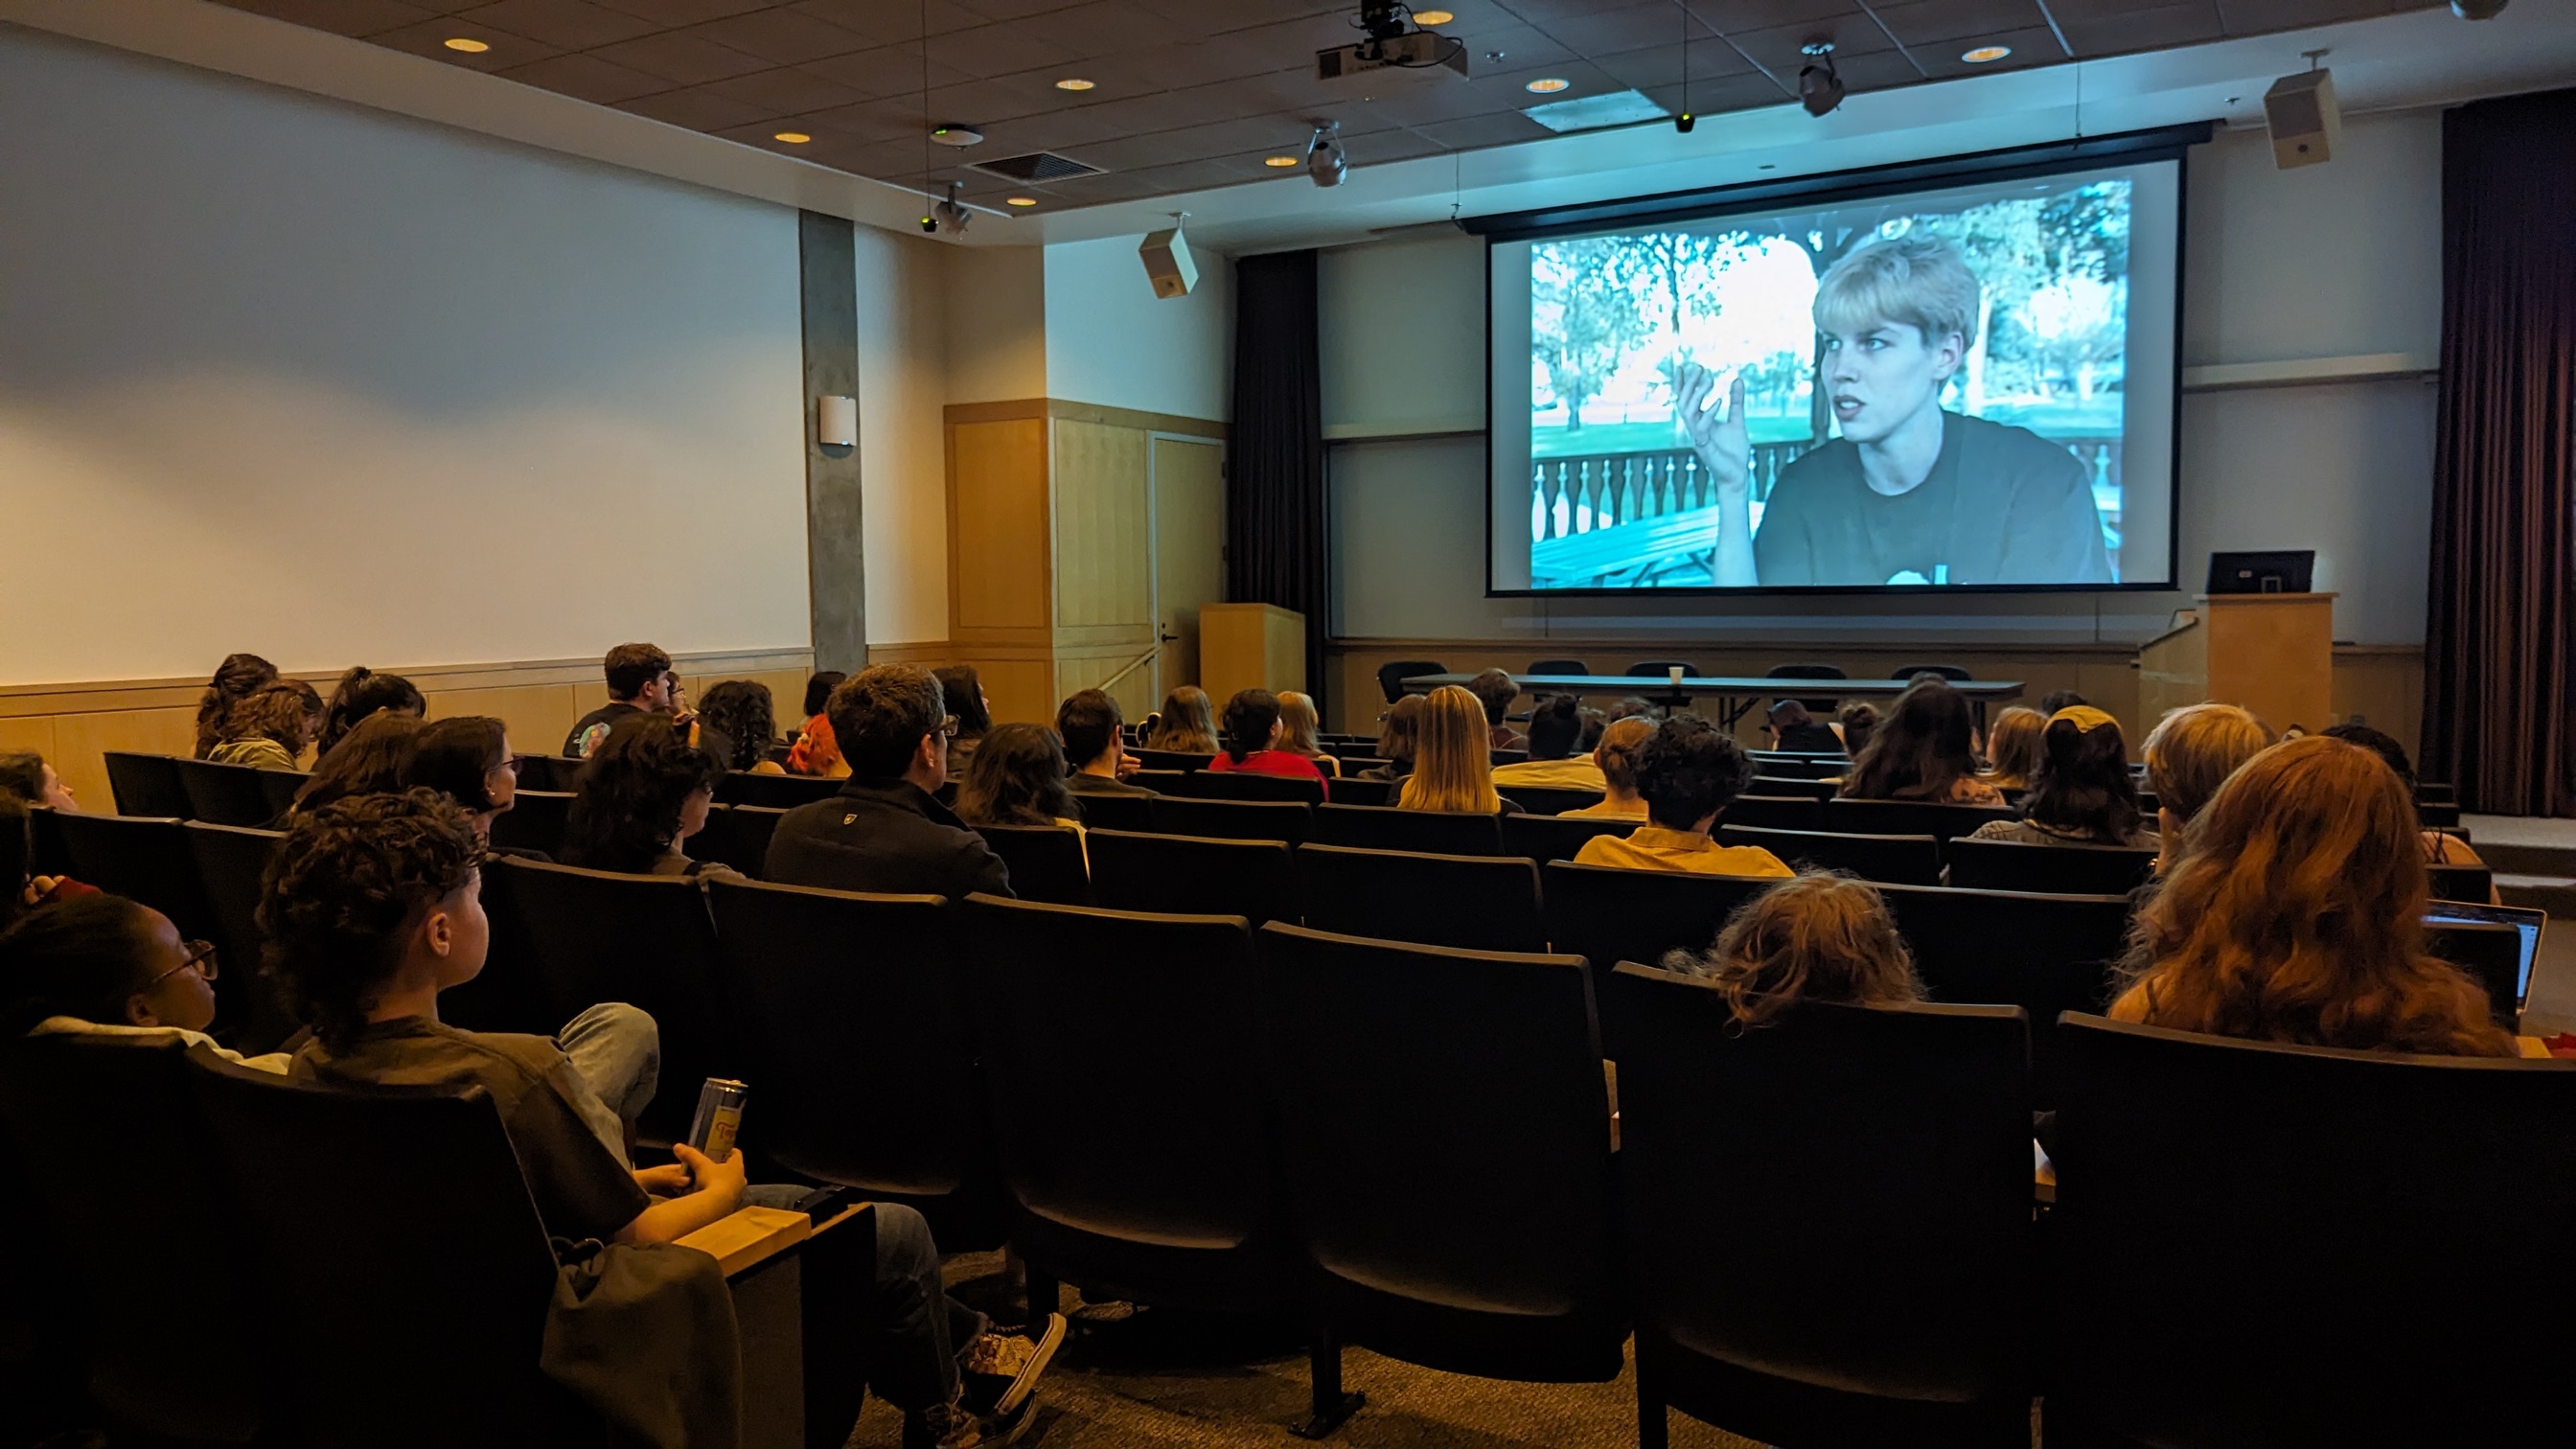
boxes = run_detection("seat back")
[180,822,297,1051]
[1495,784,1607,816]
[174,759,275,828]
[1377,659,1447,702]
[2049,1015,2576,1445]
[2427,862,2494,902]
[51,813,218,941]
[1722,795,1823,830]
[1069,789,1155,833]
[713,770,842,809]
[687,803,784,879]
[972,823,1092,906]
[1500,811,1636,863]
[1327,776,1393,807]
[1944,838,2158,895]
[1086,830,1296,925]
[488,788,571,859]
[1747,774,1838,801]
[2419,801,2463,828]
[1134,748,1217,772]
[1745,755,1842,779]
[1182,769,1327,805]
[1126,769,1189,795]
[1875,883,2131,1108]
[1149,794,1310,843]
[512,754,584,793]
[2425,920,2523,1023]
[1309,802,1502,856]
[1825,797,2019,840]
[1297,843,1545,953]
[963,896,1290,1308]
[103,751,191,818]
[1717,824,1942,886]
[254,769,309,820]
[1541,862,1776,1057]
[1611,968,2033,1443]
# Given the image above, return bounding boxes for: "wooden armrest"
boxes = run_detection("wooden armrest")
[679,1206,812,1278]
[2517,1035,2552,1060]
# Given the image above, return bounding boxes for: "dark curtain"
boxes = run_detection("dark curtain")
[1228,250,1330,709]
[2422,88,2576,816]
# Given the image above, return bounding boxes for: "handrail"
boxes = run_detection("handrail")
[1092,642,1163,695]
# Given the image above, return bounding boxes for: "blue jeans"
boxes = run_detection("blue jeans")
[781,1199,990,1429]
[555,1002,659,1162]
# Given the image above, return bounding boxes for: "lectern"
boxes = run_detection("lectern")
[1200,603,1306,703]
[2137,592,2337,734]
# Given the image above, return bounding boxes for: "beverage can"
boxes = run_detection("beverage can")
[687,1077,748,1162]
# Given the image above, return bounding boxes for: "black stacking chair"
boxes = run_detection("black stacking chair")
[1377,659,1447,703]
[1126,769,1189,795]
[1626,660,1700,679]
[1718,824,1942,886]
[187,1050,611,1446]
[0,1037,268,1443]
[1087,830,1296,925]
[706,879,1003,1249]
[1747,774,1838,801]
[487,789,570,859]
[1134,748,1216,772]
[2426,920,2524,1024]
[254,769,307,821]
[180,822,296,1052]
[1613,968,2035,1447]
[1764,663,1846,711]
[1541,862,1776,1057]
[1068,789,1154,833]
[1875,884,2131,1108]
[1529,658,1590,678]
[103,751,191,818]
[1150,795,1310,844]
[1824,796,2019,840]
[964,897,1293,1322]
[1296,844,1545,954]
[972,823,1092,906]
[2427,862,2493,901]
[1326,775,1393,807]
[2048,1015,2576,1446]
[714,770,842,809]
[1496,784,1607,816]
[1944,838,2158,895]
[2419,801,2463,828]
[1183,770,1326,805]
[1309,802,1501,856]
[1891,664,1973,681]
[1256,925,1625,1433]
[1502,811,1637,863]
[50,812,218,942]
[1722,794,1824,830]
[173,759,273,828]
[687,803,784,879]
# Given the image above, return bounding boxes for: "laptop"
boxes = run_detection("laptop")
[2207,549,2315,594]
[2423,900,2548,1016]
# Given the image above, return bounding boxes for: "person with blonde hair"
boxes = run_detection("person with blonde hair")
[1141,685,1219,754]
[1563,716,1654,819]
[1575,718,1790,878]
[1273,691,1340,778]
[2141,702,2273,854]
[1979,706,2046,793]
[1395,686,1512,815]
[1681,234,2112,587]
[1967,706,2154,847]
[1355,695,1423,785]
[1664,872,1923,1029]
[2108,736,2512,1058]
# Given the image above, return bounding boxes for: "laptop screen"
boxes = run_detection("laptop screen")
[2424,901,2547,1004]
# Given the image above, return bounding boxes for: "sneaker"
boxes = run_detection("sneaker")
[960,1310,1068,1417]
[903,1393,1034,1449]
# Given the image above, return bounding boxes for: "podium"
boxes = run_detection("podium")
[2138,592,2336,734]
[1200,603,1306,704]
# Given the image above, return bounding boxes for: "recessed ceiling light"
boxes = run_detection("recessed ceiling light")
[442,37,489,53]
[1263,154,1300,167]
[1005,196,1039,207]
[1055,78,1094,91]
[1962,44,2012,62]
[1524,77,1571,93]
[773,131,811,144]
[1414,8,1454,21]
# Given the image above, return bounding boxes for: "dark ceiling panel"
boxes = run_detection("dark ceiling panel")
[363,15,559,67]
[588,28,773,84]
[450,0,663,52]
[1909,23,2070,76]
[221,0,441,36]
[1865,0,2061,49]
[497,49,675,102]
[2054,0,2225,57]
[594,0,775,25]
[679,4,876,63]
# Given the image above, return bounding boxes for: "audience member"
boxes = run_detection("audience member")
[564,643,675,758]
[1662,872,1923,1026]
[1562,717,1654,819]
[193,653,278,759]
[1207,689,1327,785]
[1,892,284,1069]
[1275,691,1340,777]
[1606,696,1663,724]
[1575,718,1790,877]
[1979,706,2046,793]
[318,667,426,757]
[1493,695,1607,792]
[1055,689,1150,799]
[2321,723,2488,869]
[0,750,80,812]
[2037,688,2088,716]
[208,678,324,770]
[1576,705,1609,753]
[765,666,1010,899]
[1141,685,1218,753]
[1968,706,2155,847]
[1,795,91,932]
[1765,700,1845,754]
[955,723,1081,833]
[291,712,425,816]
[1466,668,1525,750]
[1839,678,2004,805]
[2141,702,2274,862]
[560,716,731,879]
[692,679,784,776]
[1832,701,1880,758]
[785,671,847,775]
[2109,736,2512,1057]
[402,716,518,841]
[1355,695,1424,783]
[933,665,992,775]
[1396,686,1517,815]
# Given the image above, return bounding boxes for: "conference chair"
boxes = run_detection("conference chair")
[1134,748,1217,772]
[1068,789,1154,833]
[2425,919,2523,1024]
[1296,843,1546,954]
[1944,838,2158,896]
[1747,774,1838,801]
[49,812,218,943]
[1540,862,1775,1056]
[2427,862,2495,902]
[1611,968,2035,1448]
[1874,883,2130,1107]
[1721,794,1825,830]
[253,768,307,821]
[1255,925,1625,1434]
[1150,794,1311,844]
[714,770,842,809]
[1890,664,1973,681]
[103,750,191,819]
[1529,658,1590,678]
[1764,663,1846,711]
[1718,824,1943,886]
[706,879,1003,1249]
[180,822,297,1052]
[2047,1015,2576,1446]
[1326,775,1393,807]
[487,788,571,859]
[1501,811,1637,863]
[1086,829,1296,925]
[1825,796,2019,840]
[963,897,1294,1322]
[0,1036,267,1444]
[1377,659,1447,703]
[1182,769,1327,806]
[1309,802,1502,855]
[687,802,784,880]
[1625,659,1700,679]
[972,823,1092,907]
[1497,783,1608,816]
[173,758,273,828]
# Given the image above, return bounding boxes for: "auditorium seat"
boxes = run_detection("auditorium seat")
[963,896,1294,1322]
[1764,663,1846,711]
[1149,795,1310,844]
[1611,967,2034,1447]
[2419,801,2464,828]
[1309,802,1502,856]
[713,770,842,809]
[1496,784,1607,816]
[1744,755,1841,780]
[1541,862,1774,1057]
[1721,794,1825,831]
[1377,659,1447,703]
[1255,924,1626,1429]
[488,789,570,859]
[1134,748,1217,772]
[687,802,784,880]
[1296,843,1545,954]
[1490,748,1530,768]
[2427,862,2494,902]
[1326,775,1393,807]
[1125,769,1189,796]
[1717,824,1942,886]
[1086,830,1296,925]
[1181,770,1326,806]
[2425,919,2522,1024]
[50,812,218,944]
[972,823,1092,907]
[704,879,1003,1249]
[1069,790,1153,833]
[1824,797,2019,840]
[253,768,307,821]
[103,750,190,819]
[2047,1015,2576,1445]
[180,822,296,1052]
[174,758,273,828]
[2416,782,2457,805]
[1747,774,1837,801]
[1874,883,2131,1107]
[512,754,584,793]
[437,851,554,1036]
[1501,811,1636,863]
[1944,838,2158,895]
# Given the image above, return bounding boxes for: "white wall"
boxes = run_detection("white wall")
[853,226,951,646]
[0,27,810,686]
[944,246,1049,405]
[1044,234,1235,422]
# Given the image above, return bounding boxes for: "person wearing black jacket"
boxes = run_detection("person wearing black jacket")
[763,665,1012,899]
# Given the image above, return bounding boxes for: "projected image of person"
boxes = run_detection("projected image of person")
[1684,236,2111,587]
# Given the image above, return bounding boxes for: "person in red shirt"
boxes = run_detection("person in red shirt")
[1207,689,1327,785]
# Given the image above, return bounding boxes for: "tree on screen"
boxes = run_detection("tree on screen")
[1531,241,1646,433]
[1604,230,1742,393]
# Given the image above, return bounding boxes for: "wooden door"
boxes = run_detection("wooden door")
[1150,436,1226,702]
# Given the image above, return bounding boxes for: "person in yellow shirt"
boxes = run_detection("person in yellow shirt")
[1562,717,1653,819]
[1574,718,1792,878]
[1492,695,1608,793]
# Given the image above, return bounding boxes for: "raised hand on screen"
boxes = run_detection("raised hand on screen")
[1675,363,1752,500]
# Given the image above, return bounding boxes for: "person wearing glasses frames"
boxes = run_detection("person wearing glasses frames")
[1,892,288,1070]
[764,665,1013,900]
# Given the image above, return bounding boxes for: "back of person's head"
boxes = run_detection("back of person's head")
[1523,694,1584,760]
[293,712,426,816]
[2144,702,2274,826]
[1667,872,1922,1030]
[2120,735,2508,1057]
[1398,686,1499,813]
[1145,686,1217,752]
[828,664,948,780]
[1466,669,1517,728]
[562,714,724,872]
[260,789,483,1051]
[1842,679,1975,799]
[955,723,1073,828]
[1220,689,1282,764]
[1633,716,1754,831]
[1374,694,1425,763]
[2022,707,2141,840]
[603,643,673,703]
[933,665,991,739]
[0,796,30,934]
[1768,700,1816,732]
[801,670,847,721]
[402,716,512,814]
[226,679,325,752]
[2037,688,2089,716]
[1276,692,1325,758]
[318,667,426,756]
[194,653,279,757]
[0,751,47,806]
[1594,716,1655,795]
[1607,696,1662,724]
[1982,706,2045,783]
[1054,689,1124,770]
[1576,706,1608,752]
[696,680,777,772]
[1835,701,1879,757]
[2321,722,2418,792]
[0,893,182,1038]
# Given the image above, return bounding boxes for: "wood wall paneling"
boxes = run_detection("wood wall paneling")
[947,418,1051,634]
[1051,419,1152,632]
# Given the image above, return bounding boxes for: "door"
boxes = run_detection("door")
[1150,435,1227,702]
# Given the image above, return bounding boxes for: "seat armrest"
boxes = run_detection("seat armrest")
[678,1206,812,1278]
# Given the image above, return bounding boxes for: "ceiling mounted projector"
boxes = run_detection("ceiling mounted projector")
[932,180,971,235]
[1306,121,1347,188]
[1316,0,1466,80]
[1799,41,1845,118]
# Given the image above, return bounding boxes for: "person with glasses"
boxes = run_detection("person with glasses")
[763,664,1014,899]
[564,642,678,759]
[0,892,288,1070]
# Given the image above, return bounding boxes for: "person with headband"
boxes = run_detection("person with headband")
[1966,705,2155,848]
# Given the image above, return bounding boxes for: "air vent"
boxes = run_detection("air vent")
[968,151,1104,183]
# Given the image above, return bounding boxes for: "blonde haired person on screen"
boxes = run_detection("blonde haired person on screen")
[1396,687,1518,815]
[1682,235,2112,588]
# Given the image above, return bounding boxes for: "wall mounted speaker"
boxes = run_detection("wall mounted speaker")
[2264,68,2340,170]
[1138,224,1198,299]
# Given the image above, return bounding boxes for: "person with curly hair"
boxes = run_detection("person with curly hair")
[1662,872,1923,1029]
[208,678,325,770]
[193,653,278,759]
[1575,717,1790,877]
[316,666,426,757]
[559,715,731,878]
[690,679,784,775]
[290,712,425,817]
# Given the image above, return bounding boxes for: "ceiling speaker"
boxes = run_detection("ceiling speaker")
[2263,68,2340,170]
[1138,223,1197,300]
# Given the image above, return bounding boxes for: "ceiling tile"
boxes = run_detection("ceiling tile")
[922,74,1094,126]
[925,20,1089,78]
[589,30,775,83]
[1865,0,2058,49]
[364,17,563,68]
[497,49,676,102]
[1521,2,1711,57]
[703,64,868,113]
[1722,12,1904,81]
[796,41,981,99]
[2054,0,2223,57]
[1821,45,1931,89]
[1414,108,1557,149]
[217,0,443,37]
[678,6,880,64]
[1446,22,1581,76]
[1592,37,1760,89]
[1108,156,1270,195]
[614,82,781,128]
[589,0,773,24]
[809,95,944,141]
[1637,69,1798,115]
[1684,0,1860,37]
[451,0,661,50]
[1009,1,1199,53]
[2216,0,2398,34]
[1910,23,2070,76]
